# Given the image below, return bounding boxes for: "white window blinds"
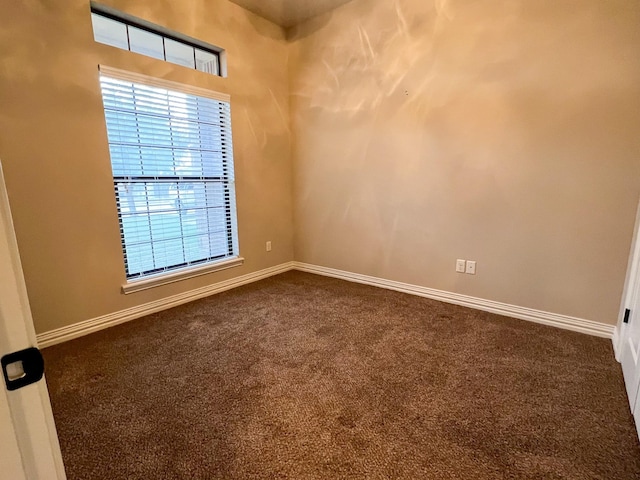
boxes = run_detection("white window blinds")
[98,67,238,280]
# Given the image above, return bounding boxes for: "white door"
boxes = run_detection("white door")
[634,382,640,436]
[619,196,640,438]
[616,196,640,439]
[621,273,640,411]
[0,160,66,479]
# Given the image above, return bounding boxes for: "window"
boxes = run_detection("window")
[91,5,221,77]
[98,67,240,291]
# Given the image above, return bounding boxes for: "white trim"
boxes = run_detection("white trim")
[39,261,616,349]
[122,257,244,294]
[37,262,294,348]
[98,65,230,102]
[613,326,621,361]
[0,159,66,479]
[292,262,615,339]
[615,197,640,360]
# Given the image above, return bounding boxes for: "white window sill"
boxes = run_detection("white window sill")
[121,257,244,294]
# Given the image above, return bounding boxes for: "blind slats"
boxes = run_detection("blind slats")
[101,73,237,280]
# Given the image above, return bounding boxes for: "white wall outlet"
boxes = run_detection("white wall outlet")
[456,259,466,273]
[266,241,272,252]
[466,260,476,275]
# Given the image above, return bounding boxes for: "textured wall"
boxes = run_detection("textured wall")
[0,0,294,333]
[1,0,639,334]
[289,0,640,324]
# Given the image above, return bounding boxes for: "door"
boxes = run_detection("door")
[0,159,66,479]
[634,382,640,436]
[621,271,640,411]
[619,195,640,438]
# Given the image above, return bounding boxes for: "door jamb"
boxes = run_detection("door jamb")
[615,198,640,361]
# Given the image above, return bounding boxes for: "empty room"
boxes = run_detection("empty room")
[1,0,640,478]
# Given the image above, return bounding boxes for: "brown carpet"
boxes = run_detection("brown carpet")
[43,271,640,479]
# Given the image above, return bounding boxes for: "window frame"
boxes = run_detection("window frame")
[91,3,225,77]
[98,65,242,294]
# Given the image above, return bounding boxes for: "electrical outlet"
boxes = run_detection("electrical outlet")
[456,259,466,273]
[466,260,476,275]
[266,241,272,252]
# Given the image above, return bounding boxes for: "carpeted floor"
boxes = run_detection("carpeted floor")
[43,271,640,479]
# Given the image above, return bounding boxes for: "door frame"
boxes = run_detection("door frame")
[0,159,66,479]
[614,197,640,362]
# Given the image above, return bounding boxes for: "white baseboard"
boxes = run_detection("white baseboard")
[38,260,615,348]
[292,262,615,339]
[37,262,295,348]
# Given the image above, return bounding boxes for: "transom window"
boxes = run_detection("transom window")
[91,5,221,77]
[98,67,239,285]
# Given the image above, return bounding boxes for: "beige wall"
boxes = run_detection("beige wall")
[1,0,639,334]
[0,0,294,333]
[289,0,640,324]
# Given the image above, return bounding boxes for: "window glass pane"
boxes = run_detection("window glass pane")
[205,182,225,208]
[165,38,195,69]
[91,13,129,50]
[124,242,155,276]
[183,233,213,264]
[153,238,186,270]
[128,26,164,60]
[109,145,143,177]
[195,49,219,75]
[116,183,150,214]
[120,215,152,246]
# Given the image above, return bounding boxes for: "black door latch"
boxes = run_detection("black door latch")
[1,347,45,391]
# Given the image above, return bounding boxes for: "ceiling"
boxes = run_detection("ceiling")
[229,0,355,28]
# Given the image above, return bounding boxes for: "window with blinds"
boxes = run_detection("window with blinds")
[98,67,239,281]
